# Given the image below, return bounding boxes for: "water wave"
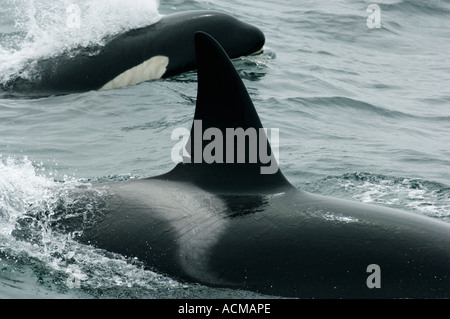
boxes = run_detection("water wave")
[377,0,450,14]
[285,96,450,122]
[306,172,450,222]
[0,0,161,85]
[0,156,186,298]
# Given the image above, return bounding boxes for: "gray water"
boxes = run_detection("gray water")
[0,0,449,298]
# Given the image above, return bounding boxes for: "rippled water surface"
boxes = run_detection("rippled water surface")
[1,0,449,298]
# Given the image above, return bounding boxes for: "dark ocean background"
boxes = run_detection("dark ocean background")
[0,0,449,298]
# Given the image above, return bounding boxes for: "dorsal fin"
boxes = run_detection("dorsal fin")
[193,31,264,133]
[158,32,292,193]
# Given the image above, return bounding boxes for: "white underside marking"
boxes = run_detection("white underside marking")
[250,48,264,55]
[116,180,229,285]
[100,55,169,90]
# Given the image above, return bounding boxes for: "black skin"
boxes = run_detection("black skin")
[75,33,450,298]
[13,32,449,298]
[3,11,265,97]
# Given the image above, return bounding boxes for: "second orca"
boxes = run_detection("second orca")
[4,11,265,97]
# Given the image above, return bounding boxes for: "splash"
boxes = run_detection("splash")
[307,172,450,222]
[0,156,184,298]
[0,155,60,234]
[0,0,161,84]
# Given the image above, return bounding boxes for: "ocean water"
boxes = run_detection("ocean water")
[0,0,449,299]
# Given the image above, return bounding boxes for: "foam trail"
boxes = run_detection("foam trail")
[0,156,56,233]
[0,0,161,84]
[307,172,450,222]
[0,156,184,297]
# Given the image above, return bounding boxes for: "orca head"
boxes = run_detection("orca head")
[167,11,265,58]
[202,11,266,57]
[159,32,291,194]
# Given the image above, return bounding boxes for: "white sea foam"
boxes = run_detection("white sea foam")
[337,174,450,221]
[0,0,161,83]
[0,156,184,297]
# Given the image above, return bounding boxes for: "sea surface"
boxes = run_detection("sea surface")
[0,0,449,298]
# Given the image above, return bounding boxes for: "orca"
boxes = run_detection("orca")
[3,10,265,97]
[50,32,449,298]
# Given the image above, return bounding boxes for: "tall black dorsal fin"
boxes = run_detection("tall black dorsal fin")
[159,32,292,193]
[193,31,263,133]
